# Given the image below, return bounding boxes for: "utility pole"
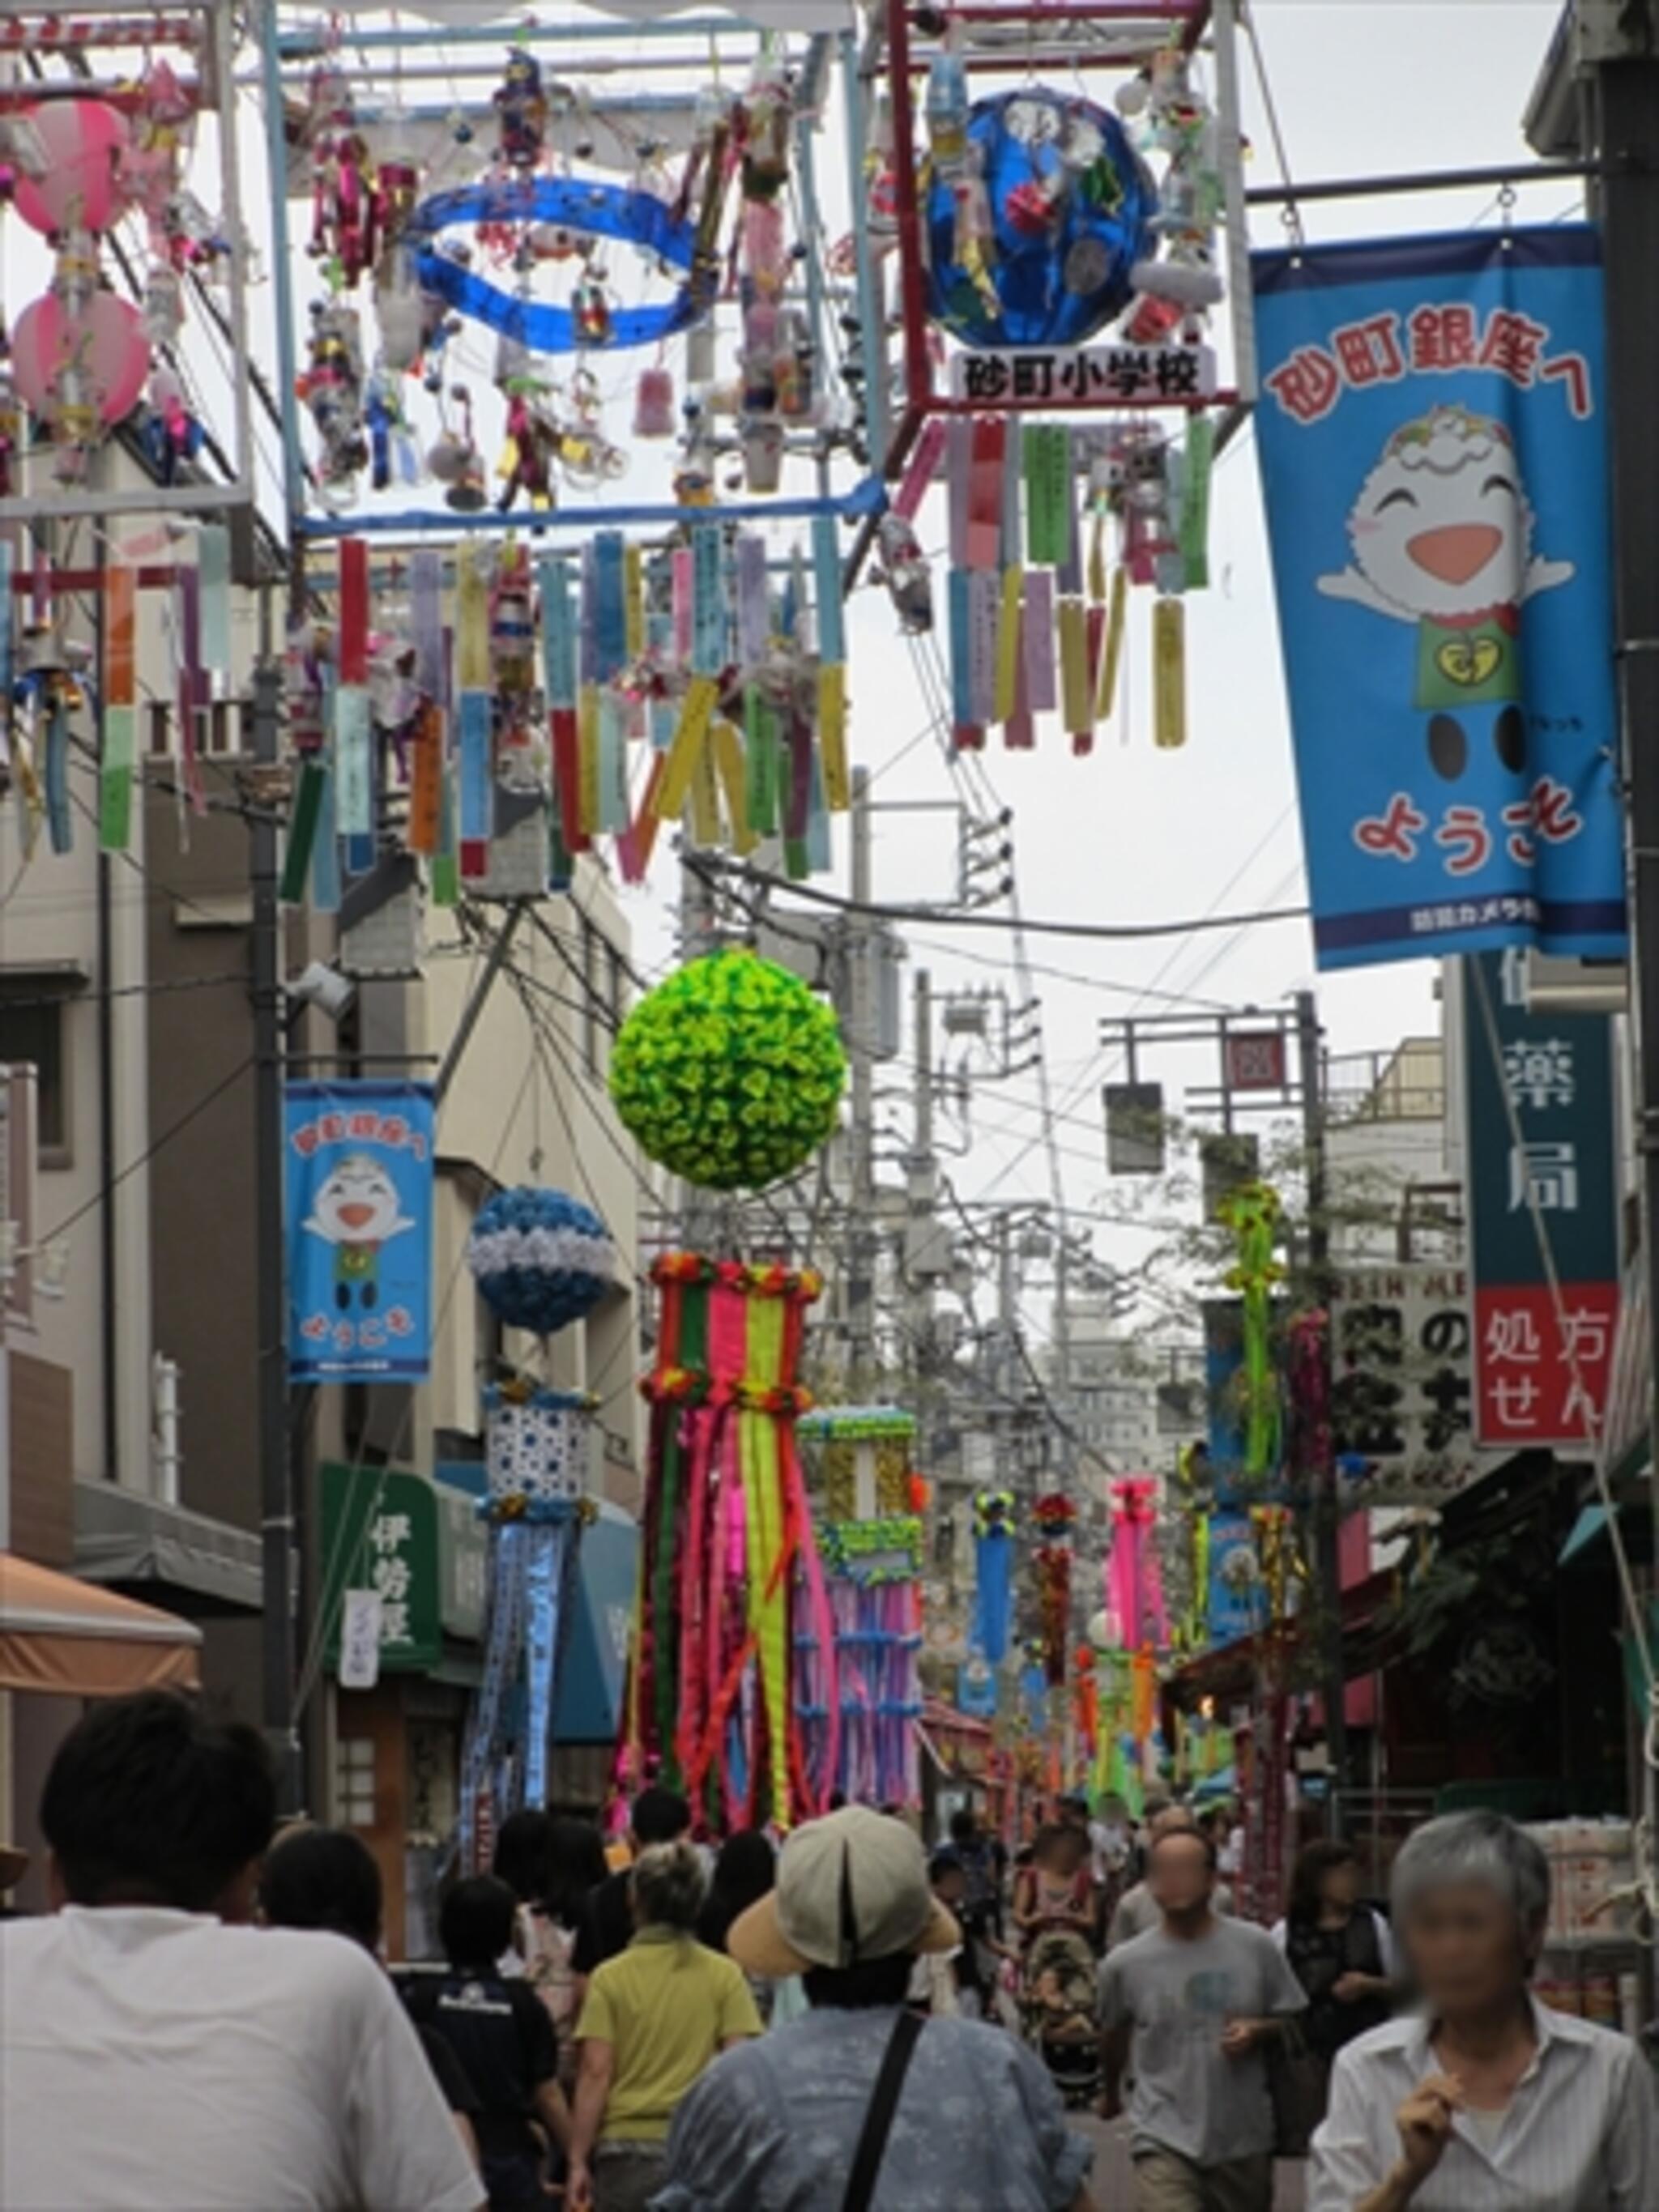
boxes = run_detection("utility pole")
[906,966,936,1383]
[846,768,876,1387]
[1297,987,1348,1838]
[251,658,300,1812]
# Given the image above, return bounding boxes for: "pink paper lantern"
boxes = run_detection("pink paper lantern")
[13,292,151,426]
[13,100,130,237]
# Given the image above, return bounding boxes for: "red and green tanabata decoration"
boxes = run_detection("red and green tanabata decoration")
[622,1255,839,1832]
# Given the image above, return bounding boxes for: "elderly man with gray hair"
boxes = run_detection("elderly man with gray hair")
[1309,1809,1659,2210]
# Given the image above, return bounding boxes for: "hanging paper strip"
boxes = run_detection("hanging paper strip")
[458,688,493,876]
[812,516,845,667]
[311,679,343,914]
[946,416,973,569]
[578,684,601,838]
[591,531,627,681]
[629,1256,835,1832]
[624,541,645,664]
[655,674,719,818]
[817,663,849,813]
[1154,598,1187,749]
[174,565,205,813]
[1024,424,1071,566]
[689,738,721,845]
[966,416,1005,569]
[994,568,1023,726]
[44,701,71,855]
[338,537,369,685]
[711,719,755,858]
[335,680,373,851]
[1058,598,1090,739]
[597,690,629,834]
[949,568,979,748]
[280,761,327,903]
[539,556,578,706]
[411,549,445,701]
[1098,565,1129,721]
[456,547,492,693]
[100,559,137,851]
[407,701,442,855]
[1022,570,1056,714]
[691,522,725,676]
[746,691,778,835]
[198,524,231,678]
[431,756,459,908]
[967,570,998,729]
[616,752,666,883]
[1181,414,1214,591]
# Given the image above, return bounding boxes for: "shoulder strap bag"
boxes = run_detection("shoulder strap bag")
[840,2008,925,2212]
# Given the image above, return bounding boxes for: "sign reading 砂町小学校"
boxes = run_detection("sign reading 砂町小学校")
[954,341,1218,409]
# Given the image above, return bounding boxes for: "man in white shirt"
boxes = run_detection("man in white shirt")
[0,1689,483,2212]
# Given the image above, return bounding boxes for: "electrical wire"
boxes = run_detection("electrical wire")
[38,1052,256,1247]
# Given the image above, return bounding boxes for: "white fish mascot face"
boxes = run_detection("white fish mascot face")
[1316,404,1573,779]
[304,1153,414,1311]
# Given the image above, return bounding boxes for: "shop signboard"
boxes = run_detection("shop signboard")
[1461,949,1620,1450]
[1330,1259,1489,1498]
[321,1462,441,1673]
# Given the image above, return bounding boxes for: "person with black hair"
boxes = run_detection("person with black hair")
[653,1806,1098,2211]
[259,1826,482,2162]
[497,1810,610,2072]
[572,1784,692,1980]
[403,1874,573,2212]
[0,1690,481,2212]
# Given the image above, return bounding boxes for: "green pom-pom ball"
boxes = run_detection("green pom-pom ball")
[608,948,847,1192]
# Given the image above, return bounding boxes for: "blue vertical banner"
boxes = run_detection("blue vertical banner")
[285,1080,435,1382]
[1252,228,1625,970]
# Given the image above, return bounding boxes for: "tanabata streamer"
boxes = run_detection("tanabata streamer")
[460,1382,594,1866]
[795,1406,924,1807]
[1032,1490,1077,1688]
[1219,1182,1285,1479]
[625,1255,838,1833]
[1108,1476,1168,1649]
[971,1486,1016,1667]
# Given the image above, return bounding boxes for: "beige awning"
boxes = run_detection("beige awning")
[0,1552,202,1697]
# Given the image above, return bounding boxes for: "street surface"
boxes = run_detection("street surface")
[1073,2113,1308,2210]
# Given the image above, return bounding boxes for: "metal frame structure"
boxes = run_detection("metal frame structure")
[258,2,878,551]
[855,0,1253,503]
[0,1,257,523]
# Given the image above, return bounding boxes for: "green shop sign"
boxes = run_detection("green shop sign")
[320,1462,446,1673]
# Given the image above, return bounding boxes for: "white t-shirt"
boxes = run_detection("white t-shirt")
[0,1905,483,2212]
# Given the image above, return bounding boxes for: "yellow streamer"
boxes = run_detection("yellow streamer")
[455,548,492,692]
[1098,565,1128,722]
[654,673,720,818]
[624,542,644,662]
[994,567,1023,725]
[744,1291,791,1828]
[817,661,851,812]
[689,735,721,845]
[712,719,757,855]
[1154,598,1187,749]
[1087,511,1107,606]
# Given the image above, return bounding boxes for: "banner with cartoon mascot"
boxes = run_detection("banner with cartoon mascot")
[285,1080,435,1382]
[1252,228,1625,971]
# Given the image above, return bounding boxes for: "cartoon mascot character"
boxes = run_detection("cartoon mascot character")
[305,1153,415,1311]
[1317,404,1572,779]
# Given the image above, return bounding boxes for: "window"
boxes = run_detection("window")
[334,1737,377,1829]
[146,701,247,757]
[0,996,69,1166]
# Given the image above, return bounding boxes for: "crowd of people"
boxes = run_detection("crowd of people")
[2,1690,1658,2210]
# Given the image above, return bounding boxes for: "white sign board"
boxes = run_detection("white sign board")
[1329,1262,1494,1502]
[338,1590,384,1691]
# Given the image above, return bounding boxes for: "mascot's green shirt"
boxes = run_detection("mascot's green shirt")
[1413,610,1520,710]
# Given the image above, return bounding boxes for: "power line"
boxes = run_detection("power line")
[39,1052,256,1246]
[691,853,1309,943]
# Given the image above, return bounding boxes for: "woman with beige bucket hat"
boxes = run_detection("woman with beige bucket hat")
[647,1805,1099,2212]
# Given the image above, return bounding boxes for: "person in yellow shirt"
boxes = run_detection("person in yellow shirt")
[566,1839,761,2212]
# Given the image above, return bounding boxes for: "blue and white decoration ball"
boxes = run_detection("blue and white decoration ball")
[467,1186,616,1336]
[924,89,1157,349]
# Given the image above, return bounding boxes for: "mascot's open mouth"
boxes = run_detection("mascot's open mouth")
[1406,522,1502,586]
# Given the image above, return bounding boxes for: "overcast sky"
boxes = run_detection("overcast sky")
[692,0,1580,1330]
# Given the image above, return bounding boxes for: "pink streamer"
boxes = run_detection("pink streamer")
[1109,1477,1167,1647]
[782,1434,839,1816]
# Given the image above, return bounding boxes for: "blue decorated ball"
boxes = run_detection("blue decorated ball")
[924,88,1157,348]
[467,1186,616,1336]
